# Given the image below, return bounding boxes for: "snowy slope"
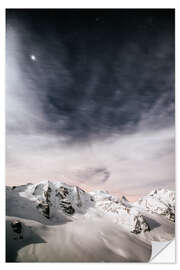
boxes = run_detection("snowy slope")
[6,181,175,262]
[6,215,152,262]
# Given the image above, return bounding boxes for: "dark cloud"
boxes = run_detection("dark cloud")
[6,9,175,143]
[75,167,110,184]
[6,10,175,196]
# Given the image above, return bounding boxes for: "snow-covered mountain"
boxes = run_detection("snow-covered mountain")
[134,189,175,222]
[89,190,150,233]
[6,181,175,232]
[6,181,175,262]
[6,180,94,224]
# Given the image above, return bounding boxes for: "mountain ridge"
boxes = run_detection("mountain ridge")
[6,180,175,231]
[6,180,175,262]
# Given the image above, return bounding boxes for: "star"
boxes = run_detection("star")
[95,17,100,22]
[95,17,104,24]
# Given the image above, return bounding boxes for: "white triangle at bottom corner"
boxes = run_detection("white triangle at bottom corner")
[150,239,175,263]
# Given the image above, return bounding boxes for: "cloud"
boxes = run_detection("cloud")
[6,12,174,143]
[6,124,175,199]
[6,10,175,200]
[75,167,110,185]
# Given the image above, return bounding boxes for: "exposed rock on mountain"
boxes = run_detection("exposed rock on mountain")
[6,181,94,224]
[11,220,23,240]
[6,182,175,233]
[134,189,175,222]
[90,190,150,233]
[6,181,175,262]
[129,209,150,234]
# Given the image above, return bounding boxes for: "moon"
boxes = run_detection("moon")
[30,55,37,61]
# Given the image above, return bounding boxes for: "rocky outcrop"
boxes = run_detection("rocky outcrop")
[130,210,150,234]
[11,220,23,239]
[37,201,50,219]
[59,201,75,215]
[135,189,175,222]
[163,208,175,222]
[55,186,75,215]
[55,186,69,199]
[36,185,52,219]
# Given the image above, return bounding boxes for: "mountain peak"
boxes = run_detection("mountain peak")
[135,188,175,222]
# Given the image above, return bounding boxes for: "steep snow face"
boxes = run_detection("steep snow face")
[134,189,175,222]
[6,180,94,224]
[25,180,93,216]
[90,190,150,233]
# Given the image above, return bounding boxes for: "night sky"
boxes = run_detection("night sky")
[6,9,175,200]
